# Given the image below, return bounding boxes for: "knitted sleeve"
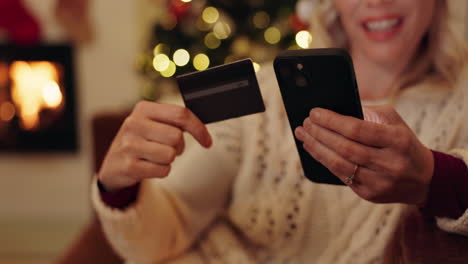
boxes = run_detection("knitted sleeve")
[435,149,468,236]
[91,119,243,263]
[421,151,468,219]
[435,78,468,236]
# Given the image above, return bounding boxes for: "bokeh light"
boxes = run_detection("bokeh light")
[153,43,169,56]
[264,27,281,44]
[231,37,250,56]
[160,61,177,77]
[196,18,211,31]
[153,54,170,72]
[224,54,237,64]
[253,11,270,29]
[0,102,15,122]
[213,22,231,39]
[202,7,219,24]
[204,32,221,49]
[296,30,313,49]
[173,49,190,66]
[193,54,210,71]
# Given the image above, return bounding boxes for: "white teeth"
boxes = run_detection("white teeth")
[365,18,400,32]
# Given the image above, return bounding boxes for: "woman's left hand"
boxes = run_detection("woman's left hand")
[294,105,434,205]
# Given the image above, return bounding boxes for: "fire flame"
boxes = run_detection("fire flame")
[10,61,63,131]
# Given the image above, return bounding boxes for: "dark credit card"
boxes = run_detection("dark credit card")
[176,59,265,124]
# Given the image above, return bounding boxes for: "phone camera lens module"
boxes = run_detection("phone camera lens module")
[295,75,308,88]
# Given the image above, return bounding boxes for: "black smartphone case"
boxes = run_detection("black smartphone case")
[274,48,364,185]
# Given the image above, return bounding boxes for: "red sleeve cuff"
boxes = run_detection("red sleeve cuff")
[97,180,140,210]
[420,151,468,219]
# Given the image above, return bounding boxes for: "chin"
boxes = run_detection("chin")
[364,44,408,66]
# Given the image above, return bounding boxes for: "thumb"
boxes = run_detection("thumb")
[363,105,404,125]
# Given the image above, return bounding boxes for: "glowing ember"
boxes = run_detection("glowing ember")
[9,61,63,130]
[0,102,15,122]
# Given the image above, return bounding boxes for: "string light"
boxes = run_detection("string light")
[264,27,281,44]
[160,61,177,77]
[231,37,250,56]
[204,32,221,49]
[296,30,313,49]
[253,11,270,29]
[153,43,169,56]
[193,54,210,71]
[173,49,190,66]
[153,54,170,72]
[202,7,219,24]
[213,22,231,39]
[196,18,211,31]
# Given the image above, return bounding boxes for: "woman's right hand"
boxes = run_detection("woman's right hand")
[97,101,212,192]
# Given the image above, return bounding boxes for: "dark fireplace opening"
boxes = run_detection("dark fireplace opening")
[0,44,78,152]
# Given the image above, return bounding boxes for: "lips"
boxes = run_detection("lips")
[361,15,404,41]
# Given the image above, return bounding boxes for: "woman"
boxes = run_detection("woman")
[93,0,468,263]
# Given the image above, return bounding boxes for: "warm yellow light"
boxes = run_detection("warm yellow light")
[193,54,210,71]
[173,49,190,66]
[288,44,301,50]
[213,22,231,39]
[202,7,219,24]
[196,18,211,31]
[264,27,281,44]
[180,0,191,2]
[296,30,313,49]
[153,43,170,56]
[204,32,221,49]
[0,102,15,122]
[253,62,261,73]
[153,54,170,72]
[231,37,250,56]
[160,61,176,78]
[9,61,62,130]
[253,11,270,29]
[42,81,63,108]
[224,54,237,64]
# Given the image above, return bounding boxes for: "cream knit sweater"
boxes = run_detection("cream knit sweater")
[92,64,468,264]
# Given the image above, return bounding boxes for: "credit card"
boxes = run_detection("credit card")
[176,59,265,124]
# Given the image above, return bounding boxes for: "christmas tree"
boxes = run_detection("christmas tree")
[137,0,314,100]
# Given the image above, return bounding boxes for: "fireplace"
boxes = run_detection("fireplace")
[0,44,78,152]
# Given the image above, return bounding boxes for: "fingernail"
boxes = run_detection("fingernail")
[295,127,305,139]
[312,109,321,119]
[303,118,311,129]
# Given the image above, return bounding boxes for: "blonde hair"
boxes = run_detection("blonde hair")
[310,0,468,90]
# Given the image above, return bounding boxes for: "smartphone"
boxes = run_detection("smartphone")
[273,48,363,185]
